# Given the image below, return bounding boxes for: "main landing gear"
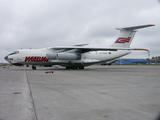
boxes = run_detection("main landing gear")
[32,65,36,70]
[66,66,84,70]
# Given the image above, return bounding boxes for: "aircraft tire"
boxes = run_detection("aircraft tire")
[79,66,84,69]
[71,66,78,69]
[32,65,36,70]
[66,67,71,70]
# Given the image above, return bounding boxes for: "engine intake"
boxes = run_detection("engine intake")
[46,53,56,59]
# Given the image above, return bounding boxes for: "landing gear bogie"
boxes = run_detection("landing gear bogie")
[66,67,71,70]
[79,66,84,69]
[66,66,84,70]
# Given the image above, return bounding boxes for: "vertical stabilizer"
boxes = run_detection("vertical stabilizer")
[110,24,155,48]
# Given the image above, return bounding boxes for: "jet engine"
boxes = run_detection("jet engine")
[57,53,80,60]
[46,53,57,59]
[47,53,80,60]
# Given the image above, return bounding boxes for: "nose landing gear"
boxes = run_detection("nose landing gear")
[32,65,36,70]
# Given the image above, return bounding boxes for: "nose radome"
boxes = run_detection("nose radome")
[4,56,8,60]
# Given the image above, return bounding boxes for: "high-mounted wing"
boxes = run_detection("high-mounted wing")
[46,46,150,61]
[47,46,149,53]
[48,46,119,53]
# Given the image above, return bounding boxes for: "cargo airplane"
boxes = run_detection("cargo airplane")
[4,24,154,70]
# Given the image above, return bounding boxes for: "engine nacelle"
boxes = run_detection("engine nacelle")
[57,53,80,60]
[46,53,57,60]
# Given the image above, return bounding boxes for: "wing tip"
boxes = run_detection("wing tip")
[148,24,155,26]
[134,48,148,51]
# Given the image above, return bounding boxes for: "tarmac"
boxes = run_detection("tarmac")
[0,65,160,120]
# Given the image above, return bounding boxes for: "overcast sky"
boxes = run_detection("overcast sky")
[0,0,160,62]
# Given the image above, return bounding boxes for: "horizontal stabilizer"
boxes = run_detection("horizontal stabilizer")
[116,24,155,31]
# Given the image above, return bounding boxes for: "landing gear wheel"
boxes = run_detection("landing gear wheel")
[66,67,71,70]
[32,65,36,70]
[79,66,84,69]
[71,66,78,69]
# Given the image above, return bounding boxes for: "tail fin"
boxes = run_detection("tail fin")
[110,24,155,48]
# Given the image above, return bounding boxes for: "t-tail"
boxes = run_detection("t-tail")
[110,24,155,48]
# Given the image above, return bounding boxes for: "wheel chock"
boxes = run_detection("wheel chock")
[46,71,54,73]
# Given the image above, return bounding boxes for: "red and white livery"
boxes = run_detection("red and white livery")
[4,24,155,70]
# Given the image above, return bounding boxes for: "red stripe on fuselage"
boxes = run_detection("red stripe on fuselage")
[25,56,49,62]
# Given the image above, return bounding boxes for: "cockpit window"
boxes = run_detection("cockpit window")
[8,51,19,55]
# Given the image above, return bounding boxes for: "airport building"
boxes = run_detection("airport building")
[114,58,160,64]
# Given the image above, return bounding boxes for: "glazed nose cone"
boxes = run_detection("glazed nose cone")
[4,55,8,61]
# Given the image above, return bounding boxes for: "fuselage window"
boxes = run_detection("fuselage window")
[8,58,13,60]
[9,51,19,56]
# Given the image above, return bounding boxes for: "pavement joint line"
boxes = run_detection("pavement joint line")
[25,68,38,120]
